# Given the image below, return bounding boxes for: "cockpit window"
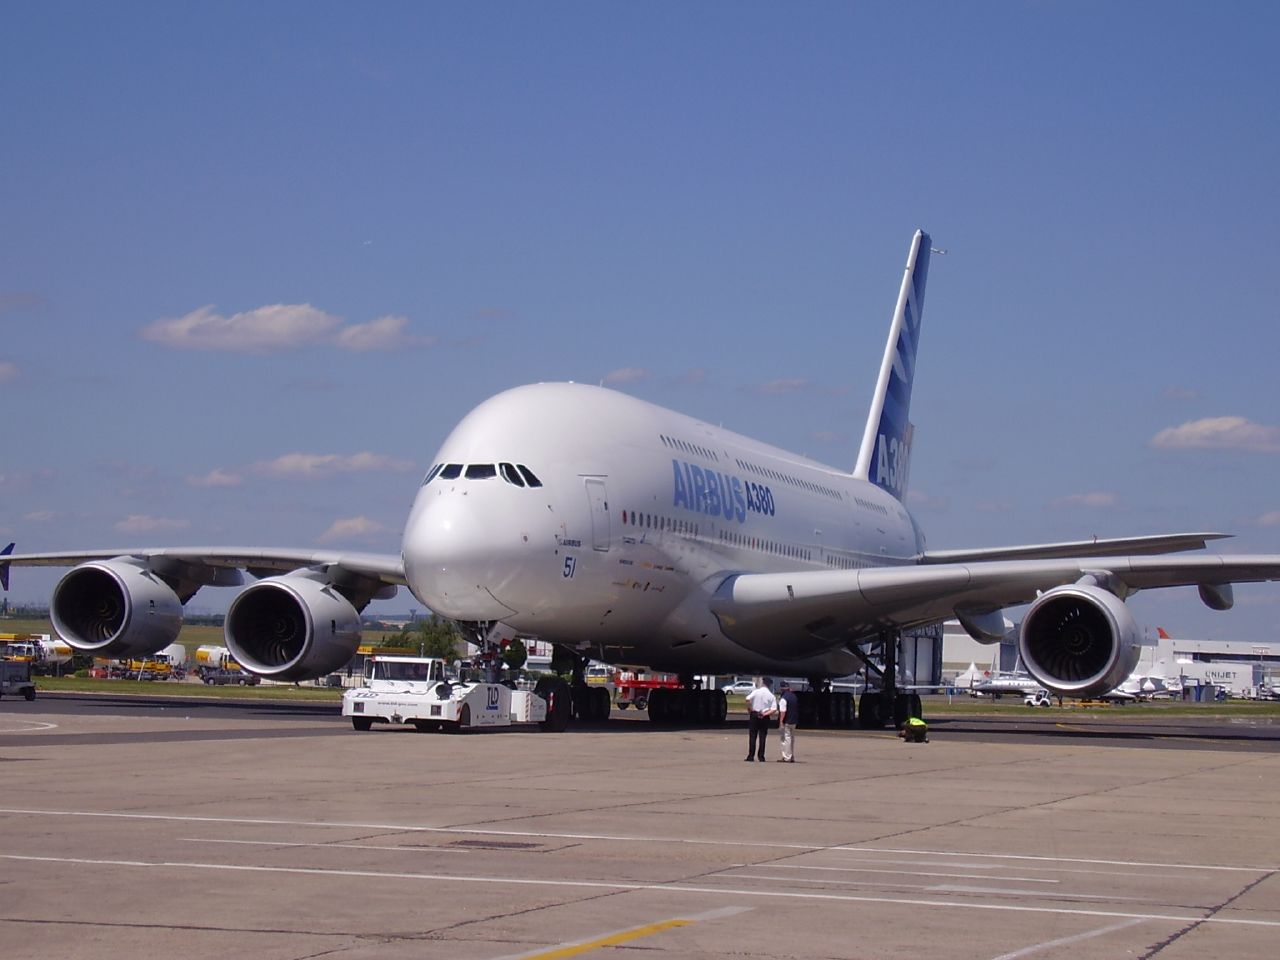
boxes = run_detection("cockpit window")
[422,463,443,486]
[439,463,463,480]
[517,464,543,487]
[465,463,497,480]
[499,462,525,487]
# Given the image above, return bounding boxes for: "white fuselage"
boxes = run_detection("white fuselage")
[401,383,924,678]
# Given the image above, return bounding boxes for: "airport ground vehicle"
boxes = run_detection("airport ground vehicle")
[1024,689,1053,707]
[0,660,37,700]
[341,655,570,733]
[614,672,681,710]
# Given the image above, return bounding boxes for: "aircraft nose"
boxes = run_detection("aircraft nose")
[402,486,523,620]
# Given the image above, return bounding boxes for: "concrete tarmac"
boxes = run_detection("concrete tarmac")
[2,699,1278,959]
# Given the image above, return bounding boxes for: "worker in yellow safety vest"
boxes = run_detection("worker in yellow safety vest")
[899,716,928,743]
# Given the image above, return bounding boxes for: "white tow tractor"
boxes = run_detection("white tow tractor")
[341,655,571,733]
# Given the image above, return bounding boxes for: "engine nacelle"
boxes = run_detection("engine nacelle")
[225,572,361,681]
[51,558,184,659]
[1019,584,1143,698]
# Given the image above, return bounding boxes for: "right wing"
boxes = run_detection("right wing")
[0,545,405,681]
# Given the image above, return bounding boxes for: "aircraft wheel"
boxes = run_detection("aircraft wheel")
[536,677,571,732]
[648,687,669,723]
[892,694,912,728]
[858,692,885,728]
[908,693,923,720]
[593,685,611,722]
[351,717,373,731]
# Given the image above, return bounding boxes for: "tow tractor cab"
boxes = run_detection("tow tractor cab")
[341,655,571,733]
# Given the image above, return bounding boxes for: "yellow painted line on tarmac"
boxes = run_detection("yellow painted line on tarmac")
[511,918,691,959]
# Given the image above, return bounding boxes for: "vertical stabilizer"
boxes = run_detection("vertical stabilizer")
[852,229,931,500]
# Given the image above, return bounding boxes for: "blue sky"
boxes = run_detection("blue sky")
[3,1,1278,642]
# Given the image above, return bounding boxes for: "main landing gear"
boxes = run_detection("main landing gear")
[646,684,729,725]
[853,631,924,729]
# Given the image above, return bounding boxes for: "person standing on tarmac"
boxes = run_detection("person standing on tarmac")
[777,680,799,762]
[743,677,777,761]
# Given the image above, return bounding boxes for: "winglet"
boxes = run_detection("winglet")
[0,543,13,592]
[853,229,931,500]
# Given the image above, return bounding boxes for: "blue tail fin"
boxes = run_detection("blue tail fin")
[852,230,931,500]
[0,542,13,592]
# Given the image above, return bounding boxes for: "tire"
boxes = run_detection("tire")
[592,685,611,722]
[412,720,438,732]
[715,690,728,724]
[892,693,911,728]
[618,701,629,710]
[634,694,648,711]
[908,693,923,721]
[858,692,885,729]
[24,688,36,701]
[351,717,373,731]
[238,678,247,686]
[535,677,571,732]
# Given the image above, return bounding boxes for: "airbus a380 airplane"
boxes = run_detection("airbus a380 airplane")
[5,230,1279,727]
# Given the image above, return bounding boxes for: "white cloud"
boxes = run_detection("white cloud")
[0,360,18,383]
[139,304,342,353]
[186,468,243,488]
[335,315,436,351]
[1162,386,1200,401]
[1259,511,1280,528]
[251,451,415,479]
[23,510,56,523]
[114,515,191,535]
[318,515,388,543]
[603,367,651,385]
[1150,416,1280,453]
[1051,492,1118,509]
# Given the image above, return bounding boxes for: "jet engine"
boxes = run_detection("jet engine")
[225,572,361,681]
[50,558,183,659]
[1018,583,1143,698]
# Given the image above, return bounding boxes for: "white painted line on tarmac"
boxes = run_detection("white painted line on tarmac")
[988,919,1147,959]
[4,807,1275,875]
[4,854,1278,929]
[185,838,475,854]
[767,863,1060,883]
[721,873,1157,903]
[0,719,59,733]
[828,845,1276,873]
[823,853,1155,879]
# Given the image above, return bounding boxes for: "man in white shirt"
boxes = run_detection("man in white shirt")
[743,677,777,761]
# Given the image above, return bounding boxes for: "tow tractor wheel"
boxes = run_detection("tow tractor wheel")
[351,717,373,732]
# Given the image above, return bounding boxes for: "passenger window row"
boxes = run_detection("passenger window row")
[423,462,543,488]
[734,457,844,502]
[659,434,719,462]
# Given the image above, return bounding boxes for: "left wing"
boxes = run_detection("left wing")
[710,553,1280,696]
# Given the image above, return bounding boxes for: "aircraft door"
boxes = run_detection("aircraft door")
[584,478,611,551]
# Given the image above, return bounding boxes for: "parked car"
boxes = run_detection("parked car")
[721,680,756,696]
[202,668,261,686]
